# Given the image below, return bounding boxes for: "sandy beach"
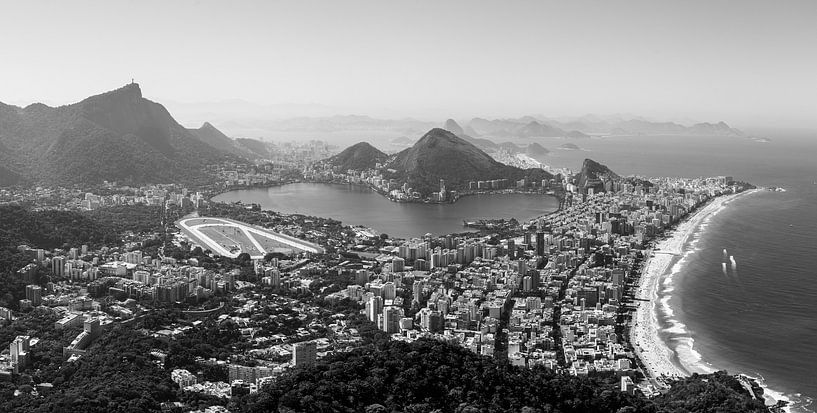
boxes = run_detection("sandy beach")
[630,189,760,388]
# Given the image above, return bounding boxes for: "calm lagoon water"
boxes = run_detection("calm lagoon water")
[212,183,559,239]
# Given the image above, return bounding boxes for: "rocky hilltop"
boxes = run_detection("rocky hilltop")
[575,158,620,194]
[0,83,252,186]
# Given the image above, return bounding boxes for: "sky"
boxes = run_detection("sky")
[1,0,815,128]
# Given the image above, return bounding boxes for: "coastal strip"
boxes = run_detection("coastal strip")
[630,189,761,389]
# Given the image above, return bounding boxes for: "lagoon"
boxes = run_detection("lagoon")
[212,183,559,238]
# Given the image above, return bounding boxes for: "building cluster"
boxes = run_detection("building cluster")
[13,244,240,308]
[0,182,204,211]
[214,140,334,186]
[305,163,439,201]
[0,154,744,411]
[215,163,287,188]
[330,175,740,381]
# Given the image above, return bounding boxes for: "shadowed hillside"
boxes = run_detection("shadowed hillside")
[386,128,552,195]
[328,142,388,171]
[0,83,241,186]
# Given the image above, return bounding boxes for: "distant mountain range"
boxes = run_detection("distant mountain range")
[171,109,743,148]
[0,84,272,186]
[438,119,552,164]
[462,116,741,139]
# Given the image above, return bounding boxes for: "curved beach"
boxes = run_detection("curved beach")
[630,189,760,387]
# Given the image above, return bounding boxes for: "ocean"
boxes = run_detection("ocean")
[536,131,817,412]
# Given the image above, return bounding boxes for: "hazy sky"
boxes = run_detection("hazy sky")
[1,0,815,127]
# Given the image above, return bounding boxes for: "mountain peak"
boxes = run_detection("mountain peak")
[105,82,142,100]
[443,119,465,136]
[387,128,553,195]
[200,121,218,131]
[416,128,470,148]
[577,158,619,193]
[328,141,388,171]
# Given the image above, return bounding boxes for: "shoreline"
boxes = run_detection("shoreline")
[630,189,761,389]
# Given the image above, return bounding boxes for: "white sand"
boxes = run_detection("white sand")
[630,190,759,387]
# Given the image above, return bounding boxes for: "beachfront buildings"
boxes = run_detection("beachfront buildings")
[341,175,742,384]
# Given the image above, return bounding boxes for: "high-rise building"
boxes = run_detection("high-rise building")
[18,263,37,283]
[412,281,424,302]
[10,335,30,374]
[263,267,281,287]
[51,256,65,277]
[517,259,528,276]
[522,276,533,292]
[536,232,545,257]
[418,307,433,330]
[25,285,42,307]
[428,310,443,332]
[125,251,143,265]
[612,268,625,286]
[382,306,404,333]
[366,296,383,323]
[382,282,396,300]
[437,298,450,315]
[355,269,369,285]
[392,257,404,272]
[292,341,317,367]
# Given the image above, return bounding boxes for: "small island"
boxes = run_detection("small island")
[559,142,582,151]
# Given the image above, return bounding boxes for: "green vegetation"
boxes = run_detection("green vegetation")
[0,205,117,250]
[0,327,177,413]
[87,204,164,236]
[229,338,768,413]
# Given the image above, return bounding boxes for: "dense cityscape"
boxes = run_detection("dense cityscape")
[3,1,813,411]
[0,153,773,411]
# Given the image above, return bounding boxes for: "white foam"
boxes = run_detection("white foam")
[663,321,687,335]
[740,373,815,413]
[631,190,770,387]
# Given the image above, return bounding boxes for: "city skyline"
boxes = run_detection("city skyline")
[1,0,816,128]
